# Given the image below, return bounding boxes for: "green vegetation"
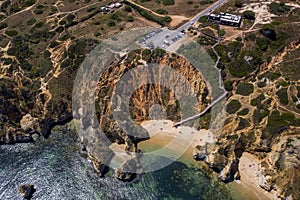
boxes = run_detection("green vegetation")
[153,48,166,57]
[236,117,250,131]
[34,21,44,28]
[242,10,255,20]
[5,30,18,36]
[220,29,226,36]
[256,37,270,51]
[226,100,242,114]
[156,9,168,14]
[251,94,265,107]
[224,80,233,91]
[7,36,33,71]
[258,71,281,80]
[264,110,300,139]
[107,20,116,26]
[198,16,208,23]
[126,1,171,26]
[125,5,132,12]
[236,82,254,96]
[253,107,269,124]
[27,18,36,25]
[200,0,213,5]
[87,6,97,12]
[0,22,7,30]
[234,0,243,8]
[237,108,249,116]
[276,88,289,105]
[127,16,134,22]
[162,0,174,6]
[33,9,43,15]
[66,14,76,22]
[269,2,290,15]
[257,81,266,88]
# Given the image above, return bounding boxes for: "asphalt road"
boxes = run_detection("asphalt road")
[141,0,229,50]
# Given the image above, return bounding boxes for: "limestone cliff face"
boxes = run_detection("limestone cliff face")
[75,49,211,180]
[0,39,98,144]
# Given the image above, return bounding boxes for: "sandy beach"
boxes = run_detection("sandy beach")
[138,120,276,200]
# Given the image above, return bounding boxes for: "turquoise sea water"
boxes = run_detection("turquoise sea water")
[0,129,234,200]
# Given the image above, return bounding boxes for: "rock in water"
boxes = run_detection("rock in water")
[18,184,35,199]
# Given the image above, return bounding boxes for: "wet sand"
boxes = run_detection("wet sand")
[138,120,274,200]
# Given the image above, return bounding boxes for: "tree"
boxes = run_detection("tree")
[242,10,255,20]
[125,5,132,12]
[234,0,243,8]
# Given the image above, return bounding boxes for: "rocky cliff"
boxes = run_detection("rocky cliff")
[73,48,211,180]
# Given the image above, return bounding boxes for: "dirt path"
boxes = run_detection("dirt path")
[0,0,40,24]
[45,1,102,19]
[125,0,165,17]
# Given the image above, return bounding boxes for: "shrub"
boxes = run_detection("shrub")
[87,6,96,12]
[156,9,168,14]
[127,16,134,22]
[253,108,269,124]
[3,58,12,65]
[260,27,276,40]
[236,118,250,131]
[276,88,289,105]
[234,0,243,8]
[224,80,233,91]
[162,0,174,6]
[59,20,66,25]
[200,0,213,5]
[251,94,265,107]
[266,111,298,138]
[107,20,115,26]
[187,1,193,4]
[55,26,64,33]
[33,9,43,15]
[256,37,269,51]
[237,108,249,116]
[269,2,290,15]
[5,30,18,36]
[198,16,208,23]
[36,4,44,9]
[220,29,226,36]
[154,48,166,57]
[27,18,36,25]
[0,22,7,30]
[34,21,44,28]
[226,100,242,114]
[10,6,21,13]
[242,10,255,20]
[66,14,76,22]
[125,5,132,12]
[257,81,266,88]
[236,82,254,96]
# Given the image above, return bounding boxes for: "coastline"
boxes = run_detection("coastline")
[138,119,273,200]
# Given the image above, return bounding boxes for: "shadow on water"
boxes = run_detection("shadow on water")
[0,129,233,200]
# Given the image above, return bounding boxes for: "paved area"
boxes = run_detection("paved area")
[140,0,229,50]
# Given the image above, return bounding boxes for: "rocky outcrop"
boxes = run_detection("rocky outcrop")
[73,49,210,180]
[0,39,98,144]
